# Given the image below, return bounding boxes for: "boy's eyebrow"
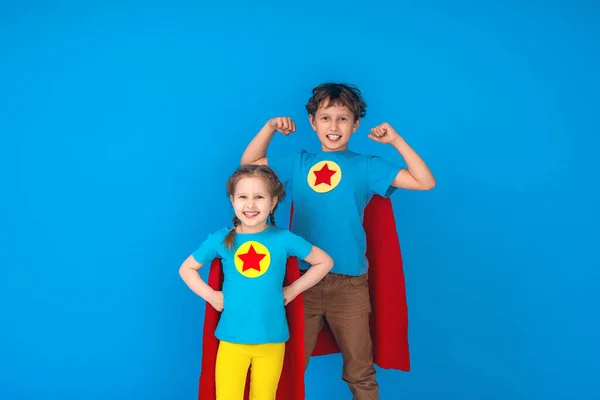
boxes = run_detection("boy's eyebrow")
[318,112,351,117]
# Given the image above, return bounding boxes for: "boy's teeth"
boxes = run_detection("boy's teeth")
[327,135,341,140]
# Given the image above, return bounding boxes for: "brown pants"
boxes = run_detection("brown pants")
[303,273,379,400]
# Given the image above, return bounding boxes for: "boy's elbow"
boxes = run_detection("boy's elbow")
[241,157,268,166]
[423,179,436,190]
[240,149,251,165]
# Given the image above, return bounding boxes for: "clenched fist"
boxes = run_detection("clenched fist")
[268,117,296,135]
[369,122,401,145]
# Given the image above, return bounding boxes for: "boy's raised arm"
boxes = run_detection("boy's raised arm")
[370,122,436,190]
[240,117,295,165]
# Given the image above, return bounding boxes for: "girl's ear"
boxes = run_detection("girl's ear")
[271,196,279,211]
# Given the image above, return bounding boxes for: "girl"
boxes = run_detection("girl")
[179,164,333,400]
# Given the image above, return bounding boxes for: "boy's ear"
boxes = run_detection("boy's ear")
[309,114,317,131]
[353,118,361,132]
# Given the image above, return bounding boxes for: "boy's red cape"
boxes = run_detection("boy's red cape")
[197,195,410,400]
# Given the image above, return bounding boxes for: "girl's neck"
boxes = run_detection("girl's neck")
[236,223,270,234]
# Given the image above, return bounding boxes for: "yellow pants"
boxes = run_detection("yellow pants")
[215,341,285,400]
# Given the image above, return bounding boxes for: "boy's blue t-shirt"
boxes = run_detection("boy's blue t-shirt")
[192,226,313,344]
[269,150,399,276]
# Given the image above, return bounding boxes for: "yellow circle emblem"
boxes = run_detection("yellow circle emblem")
[234,241,271,278]
[307,160,342,193]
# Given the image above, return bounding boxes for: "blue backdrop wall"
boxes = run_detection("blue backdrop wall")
[1,1,599,399]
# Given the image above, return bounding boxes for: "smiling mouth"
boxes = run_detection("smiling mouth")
[326,134,342,141]
[243,211,260,218]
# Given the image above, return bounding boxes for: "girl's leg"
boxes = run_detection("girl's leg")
[216,341,252,400]
[249,343,285,400]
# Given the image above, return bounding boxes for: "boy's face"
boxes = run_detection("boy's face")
[309,100,360,152]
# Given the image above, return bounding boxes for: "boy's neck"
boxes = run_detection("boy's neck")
[320,145,350,152]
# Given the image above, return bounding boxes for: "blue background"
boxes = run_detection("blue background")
[1,1,599,399]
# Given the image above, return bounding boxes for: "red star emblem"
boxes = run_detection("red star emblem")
[313,163,337,186]
[237,245,266,272]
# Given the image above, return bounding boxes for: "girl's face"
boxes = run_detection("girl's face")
[230,176,277,233]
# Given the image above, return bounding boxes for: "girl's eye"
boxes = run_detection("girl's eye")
[256,196,264,199]
[239,195,247,199]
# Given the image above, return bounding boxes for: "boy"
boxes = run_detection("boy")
[240,83,435,400]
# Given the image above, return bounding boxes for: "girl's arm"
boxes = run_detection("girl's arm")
[283,246,333,305]
[179,255,224,311]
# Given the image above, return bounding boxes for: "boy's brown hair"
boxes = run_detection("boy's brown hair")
[305,83,367,122]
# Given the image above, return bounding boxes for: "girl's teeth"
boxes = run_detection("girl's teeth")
[327,135,341,140]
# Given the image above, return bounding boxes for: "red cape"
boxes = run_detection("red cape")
[197,195,409,399]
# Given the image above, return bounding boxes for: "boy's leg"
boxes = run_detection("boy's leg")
[215,341,252,399]
[325,274,379,400]
[302,276,326,369]
[249,343,286,400]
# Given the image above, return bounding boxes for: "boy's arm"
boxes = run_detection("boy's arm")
[370,122,436,190]
[240,117,295,165]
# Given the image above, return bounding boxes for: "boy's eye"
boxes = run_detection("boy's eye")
[256,196,264,199]
[339,117,347,121]
[321,116,328,120]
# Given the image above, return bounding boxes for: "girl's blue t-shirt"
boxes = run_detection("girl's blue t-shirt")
[192,226,313,344]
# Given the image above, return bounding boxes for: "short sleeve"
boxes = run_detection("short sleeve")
[191,229,226,265]
[367,155,401,198]
[284,230,314,260]
[267,151,304,188]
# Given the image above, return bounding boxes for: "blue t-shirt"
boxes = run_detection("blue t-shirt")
[269,150,399,276]
[192,226,313,344]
